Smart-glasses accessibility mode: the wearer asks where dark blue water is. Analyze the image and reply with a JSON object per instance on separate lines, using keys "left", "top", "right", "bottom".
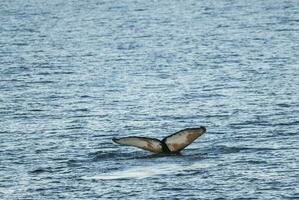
{"left": 1, "top": 0, "right": 299, "bottom": 199}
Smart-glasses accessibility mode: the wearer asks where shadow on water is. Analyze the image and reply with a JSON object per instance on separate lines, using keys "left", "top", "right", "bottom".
{"left": 133, "top": 152, "right": 182, "bottom": 159}
{"left": 89, "top": 149, "right": 185, "bottom": 161}
{"left": 89, "top": 150, "right": 147, "bottom": 161}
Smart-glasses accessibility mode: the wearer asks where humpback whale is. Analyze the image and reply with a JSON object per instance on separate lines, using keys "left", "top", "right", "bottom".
{"left": 112, "top": 127, "right": 206, "bottom": 153}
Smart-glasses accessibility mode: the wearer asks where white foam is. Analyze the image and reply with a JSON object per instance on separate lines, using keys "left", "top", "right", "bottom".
{"left": 82, "top": 161, "right": 213, "bottom": 180}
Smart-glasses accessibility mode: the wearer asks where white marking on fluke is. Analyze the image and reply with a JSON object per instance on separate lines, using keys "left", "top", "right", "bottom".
{"left": 112, "top": 127, "right": 206, "bottom": 153}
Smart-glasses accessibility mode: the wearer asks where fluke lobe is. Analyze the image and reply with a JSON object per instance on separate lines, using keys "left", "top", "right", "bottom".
{"left": 112, "top": 127, "right": 206, "bottom": 153}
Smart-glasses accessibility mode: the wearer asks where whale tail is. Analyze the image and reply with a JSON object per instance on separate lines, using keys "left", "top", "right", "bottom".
{"left": 112, "top": 136, "right": 164, "bottom": 153}
{"left": 162, "top": 127, "right": 206, "bottom": 152}
{"left": 112, "top": 127, "right": 206, "bottom": 153}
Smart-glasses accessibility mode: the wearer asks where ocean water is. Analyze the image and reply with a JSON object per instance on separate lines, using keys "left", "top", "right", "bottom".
{"left": 1, "top": 0, "right": 299, "bottom": 199}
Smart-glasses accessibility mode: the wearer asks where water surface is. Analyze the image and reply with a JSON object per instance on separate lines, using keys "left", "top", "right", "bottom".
{"left": 1, "top": 0, "right": 299, "bottom": 199}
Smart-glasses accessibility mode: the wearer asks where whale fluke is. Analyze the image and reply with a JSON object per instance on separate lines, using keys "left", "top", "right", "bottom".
{"left": 112, "top": 137, "right": 163, "bottom": 153}
{"left": 162, "top": 127, "right": 206, "bottom": 152}
{"left": 112, "top": 127, "right": 206, "bottom": 153}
